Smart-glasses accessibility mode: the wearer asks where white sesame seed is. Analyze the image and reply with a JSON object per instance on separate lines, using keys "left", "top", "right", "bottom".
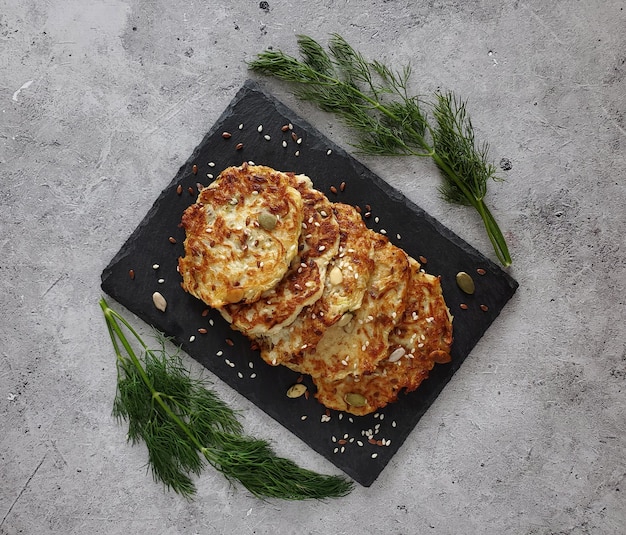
{"left": 237, "top": 372, "right": 243, "bottom": 378}
{"left": 208, "top": 161, "right": 215, "bottom": 167}
{"left": 216, "top": 350, "right": 223, "bottom": 356}
{"left": 340, "top": 446, "right": 345, "bottom": 453}
{"left": 327, "top": 149, "right": 332, "bottom": 155}
{"left": 380, "top": 229, "right": 387, "bottom": 235}
{"left": 257, "top": 124, "right": 263, "bottom": 132}
{"left": 338, "top": 413, "right": 343, "bottom": 420}
{"left": 207, "top": 173, "right": 214, "bottom": 179}
{"left": 296, "top": 137, "right": 302, "bottom": 144}
{"left": 343, "top": 433, "right": 349, "bottom": 439}
{"left": 392, "top": 421, "right": 397, "bottom": 428}
{"left": 301, "top": 415, "right": 307, "bottom": 420}
{"left": 374, "top": 413, "right": 380, "bottom": 419}
{"left": 250, "top": 373, "right": 257, "bottom": 379}
{"left": 152, "top": 264, "right": 159, "bottom": 269}
{"left": 379, "top": 414, "right": 385, "bottom": 421}
{"left": 357, "top": 440, "right": 363, "bottom": 447}
{"left": 158, "top": 278, "right": 165, "bottom": 284}
{"left": 295, "top": 150, "right": 300, "bottom": 157}
{"left": 333, "top": 447, "right": 339, "bottom": 454}
{"left": 248, "top": 361, "right": 254, "bottom": 368}
{"left": 225, "top": 359, "right": 231, "bottom": 365}
{"left": 288, "top": 123, "right": 293, "bottom": 130}
{"left": 264, "top": 134, "right": 271, "bottom": 141}
{"left": 189, "top": 335, "right": 195, "bottom": 342}
{"left": 374, "top": 216, "right": 380, "bottom": 223}
{"left": 371, "top": 453, "right": 378, "bottom": 459}
{"left": 396, "top": 234, "right": 401, "bottom": 240}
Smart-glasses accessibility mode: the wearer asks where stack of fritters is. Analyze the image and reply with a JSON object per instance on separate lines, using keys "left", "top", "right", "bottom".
{"left": 179, "top": 163, "right": 453, "bottom": 416}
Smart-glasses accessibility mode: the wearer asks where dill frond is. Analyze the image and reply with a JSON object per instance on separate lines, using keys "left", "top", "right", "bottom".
{"left": 101, "top": 299, "right": 353, "bottom": 500}
{"left": 248, "top": 34, "right": 511, "bottom": 266}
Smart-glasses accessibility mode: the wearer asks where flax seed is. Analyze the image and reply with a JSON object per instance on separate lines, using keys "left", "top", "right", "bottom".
{"left": 128, "top": 269, "right": 135, "bottom": 280}
{"left": 198, "top": 328, "right": 207, "bottom": 334}
{"left": 168, "top": 236, "right": 177, "bottom": 244}
{"left": 225, "top": 338, "right": 234, "bottom": 346}
{"left": 330, "top": 185, "right": 338, "bottom": 194}
{"left": 192, "top": 164, "right": 198, "bottom": 175}
{"left": 222, "top": 132, "right": 231, "bottom": 139}
{"left": 176, "top": 184, "right": 182, "bottom": 195}
{"left": 235, "top": 142, "right": 244, "bottom": 150}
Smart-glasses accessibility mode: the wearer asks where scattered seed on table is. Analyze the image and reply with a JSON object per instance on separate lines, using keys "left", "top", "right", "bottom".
{"left": 208, "top": 161, "right": 215, "bottom": 167}
{"left": 282, "top": 140, "right": 287, "bottom": 148}
{"left": 152, "top": 264, "right": 159, "bottom": 270}
{"left": 222, "top": 132, "right": 231, "bottom": 139}
{"left": 188, "top": 186, "right": 195, "bottom": 195}
{"left": 192, "top": 164, "right": 198, "bottom": 175}
{"left": 374, "top": 216, "right": 379, "bottom": 223}
{"left": 216, "top": 350, "right": 223, "bottom": 356}
{"left": 291, "top": 132, "right": 298, "bottom": 141}
{"left": 477, "top": 268, "right": 487, "bottom": 275}
{"left": 168, "top": 236, "right": 177, "bottom": 244}
{"left": 419, "top": 255, "right": 428, "bottom": 264}
{"left": 237, "top": 372, "right": 243, "bottom": 379}
{"left": 379, "top": 229, "right": 387, "bottom": 235}
{"left": 371, "top": 453, "right": 378, "bottom": 459}
{"left": 225, "top": 338, "right": 234, "bottom": 346}
{"left": 301, "top": 415, "right": 307, "bottom": 421}
{"left": 480, "top": 304, "right": 489, "bottom": 312}
{"left": 330, "top": 185, "right": 338, "bottom": 194}
{"left": 364, "top": 211, "right": 371, "bottom": 218}
{"left": 176, "top": 184, "right": 182, "bottom": 195}
{"left": 250, "top": 373, "right": 257, "bottom": 379}
{"left": 238, "top": 123, "right": 244, "bottom": 130}
{"left": 326, "top": 149, "right": 332, "bottom": 155}
{"left": 295, "top": 150, "right": 300, "bottom": 157}
{"left": 460, "top": 303, "right": 469, "bottom": 310}
{"left": 235, "top": 142, "right": 244, "bottom": 150}
{"left": 257, "top": 124, "right": 263, "bottom": 132}
{"left": 198, "top": 328, "right": 207, "bottom": 334}
{"left": 207, "top": 173, "right": 214, "bottom": 179}
{"left": 128, "top": 269, "right": 135, "bottom": 280}
{"left": 340, "top": 181, "right": 346, "bottom": 191}
{"left": 158, "top": 278, "right": 164, "bottom": 284}
{"left": 189, "top": 335, "right": 196, "bottom": 342}
{"left": 264, "top": 135, "right": 271, "bottom": 141}
{"left": 281, "top": 124, "right": 290, "bottom": 132}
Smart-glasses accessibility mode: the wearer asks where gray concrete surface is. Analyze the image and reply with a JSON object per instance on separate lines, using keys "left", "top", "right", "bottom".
{"left": 1, "top": 1, "right": 625, "bottom": 534}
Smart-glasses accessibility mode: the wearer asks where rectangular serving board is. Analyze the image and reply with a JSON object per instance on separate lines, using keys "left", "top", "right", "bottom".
{"left": 101, "top": 80, "right": 518, "bottom": 487}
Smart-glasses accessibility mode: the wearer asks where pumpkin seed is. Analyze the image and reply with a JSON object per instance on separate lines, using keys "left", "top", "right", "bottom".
{"left": 152, "top": 292, "right": 167, "bottom": 312}
{"left": 344, "top": 392, "right": 367, "bottom": 407}
{"left": 258, "top": 212, "right": 277, "bottom": 230}
{"left": 388, "top": 347, "right": 406, "bottom": 362}
{"left": 337, "top": 312, "right": 353, "bottom": 327}
{"left": 329, "top": 266, "right": 343, "bottom": 285}
{"left": 456, "top": 271, "right": 475, "bottom": 294}
{"left": 286, "top": 384, "right": 307, "bottom": 398}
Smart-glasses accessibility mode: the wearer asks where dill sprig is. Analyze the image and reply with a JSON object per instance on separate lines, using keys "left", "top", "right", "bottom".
{"left": 248, "top": 34, "right": 511, "bottom": 266}
{"left": 100, "top": 298, "right": 353, "bottom": 500}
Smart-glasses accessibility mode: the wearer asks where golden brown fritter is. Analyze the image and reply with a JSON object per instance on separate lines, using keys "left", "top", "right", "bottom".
{"left": 220, "top": 174, "right": 340, "bottom": 335}
{"left": 313, "top": 257, "right": 453, "bottom": 415}
{"left": 178, "top": 164, "right": 303, "bottom": 308}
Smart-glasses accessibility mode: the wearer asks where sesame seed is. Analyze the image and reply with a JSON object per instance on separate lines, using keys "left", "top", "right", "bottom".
{"left": 392, "top": 420, "right": 397, "bottom": 427}
{"left": 208, "top": 161, "right": 215, "bottom": 167}
{"left": 189, "top": 336, "right": 196, "bottom": 342}
{"left": 250, "top": 373, "right": 257, "bottom": 379}
{"left": 216, "top": 351, "right": 223, "bottom": 356}
{"left": 152, "top": 264, "right": 160, "bottom": 269}
{"left": 248, "top": 361, "right": 254, "bottom": 368}
{"left": 295, "top": 150, "right": 300, "bottom": 157}
{"left": 371, "top": 453, "right": 378, "bottom": 459}
{"left": 374, "top": 216, "right": 380, "bottom": 223}
{"left": 257, "top": 124, "right": 263, "bottom": 132}
{"left": 209, "top": 319, "right": 214, "bottom": 326}
{"left": 326, "top": 149, "right": 332, "bottom": 155}
{"left": 158, "top": 278, "right": 165, "bottom": 284}
{"left": 357, "top": 440, "right": 363, "bottom": 447}
{"left": 238, "top": 124, "right": 244, "bottom": 130}
{"left": 301, "top": 415, "right": 307, "bottom": 420}
{"left": 396, "top": 233, "right": 401, "bottom": 240}
{"left": 207, "top": 173, "right": 214, "bottom": 179}
{"left": 333, "top": 448, "right": 339, "bottom": 454}
{"left": 237, "top": 372, "right": 243, "bottom": 378}
{"left": 282, "top": 140, "right": 287, "bottom": 148}
{"left": 264, "top": 134, "right": 271, "bottom": 141}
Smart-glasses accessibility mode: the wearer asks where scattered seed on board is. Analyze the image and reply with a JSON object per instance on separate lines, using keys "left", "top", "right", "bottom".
{"left": 340, "top": 181, "right": 346, "bottom": 192}
{"left": 477, "top": 268, "right": 487, "bottom": 275}
{"left": 235, "top": 142, "right": 244, "bottom": 150}
{"left": 152, "top": 292, "right": 167, "bottom": 312}
{"left": 225, "top": 338, "right": 234, "bottom": 346}
{"left": 176, "top": 184, "right": 182, "bottom": 195}
{"left": 326, "top": 149, "right": 332, "bottom": 155}
{"left": 208, "top": 161, "right": 216, "bottom": 167}
{"left": 330, "top": 185, "right": 338, "bottom": 194}
{"left": 281, "top": 124, "right": 290, "bottom": 132}
{"left": 222, "top": 132, "right": 231, "bottom": 139}
{"left": 189, "top": 335, "right": 195, "bottom": 342}
{"left": 158, "top": 278, "right": 164, "bottom": 284}
{"left": 460, "top": 303, "right": 469, "bottom": 310}
{"left": 480, "top": 304, "right": 489, "bottom": 312}
{"left": 257, "top": 124, "right": 263, "bottom": 132}
{"left": 198, "top": 328, "right": 207, "bottom": 334}
{"left": 168, "top": 237, "right": 177, "bottom": 244}
{"left": 128, "top": 269, "right": 135, "bottom": 280}
{"left": 238, "top": 123, "right": 244, "bottom": 130}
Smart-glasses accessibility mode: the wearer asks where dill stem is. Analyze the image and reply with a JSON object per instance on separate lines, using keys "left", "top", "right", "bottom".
{"left": 100, "top": 299, "right": 207, "bottom": 454}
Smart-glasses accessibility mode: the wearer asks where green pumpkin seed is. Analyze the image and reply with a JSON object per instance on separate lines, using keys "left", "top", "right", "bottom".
{"left": 286, "top": 384, "right": 307, "bottom": 398}
{"left": 456, "top": 271, "right": 475, "bottom": 294}
{"left": 258, "top": 212, "right": 277, "bottom": 230}
{"left": 344, "top": 392, "right": 367, "bottom": 407}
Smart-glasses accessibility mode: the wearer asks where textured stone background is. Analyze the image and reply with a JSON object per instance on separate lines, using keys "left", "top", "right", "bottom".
{"left": 1, "top": 1, "right": 624, "bottom": 534}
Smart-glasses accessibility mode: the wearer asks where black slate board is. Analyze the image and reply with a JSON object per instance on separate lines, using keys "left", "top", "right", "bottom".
{"left": 101, "top": 80, "right": 518, "bottom": 487}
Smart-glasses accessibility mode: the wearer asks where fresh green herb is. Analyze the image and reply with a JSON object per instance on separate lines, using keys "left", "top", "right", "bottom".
{"left": 100, "top": 298, "right": 353, "bottom": 500}
{"left": 248, "top": 34, "right": 512, "bottom": 266}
